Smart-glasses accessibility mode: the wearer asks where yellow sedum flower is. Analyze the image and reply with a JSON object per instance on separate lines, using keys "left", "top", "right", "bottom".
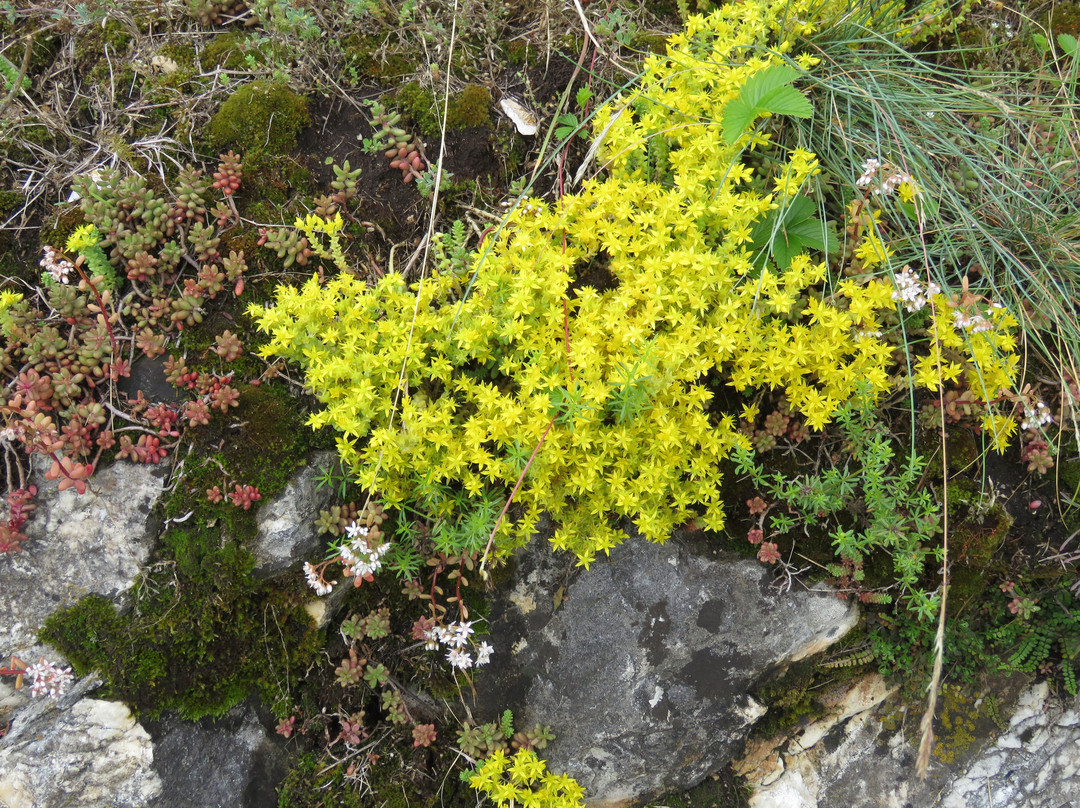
{"left": 250, "top": 0, "right": 1023, "bottom": 566}
{"left": 65, "top": 224, "right": 100, "bottom": 253}
{"left": 469, "top": 749, "right": 585, "bottom": 808}
{"left": 0, "top": 289, "right": 25, "bottom": 337}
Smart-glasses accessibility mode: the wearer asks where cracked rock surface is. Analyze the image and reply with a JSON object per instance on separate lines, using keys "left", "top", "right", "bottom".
{"left": 480, "top": 528, "right": 859, "bottom": 808}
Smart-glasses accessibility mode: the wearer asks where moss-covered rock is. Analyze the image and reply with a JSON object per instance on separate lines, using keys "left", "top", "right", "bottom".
{"left": 207, "top": 80, "right": 309, "bottom": 156}
{"left": 40, "top": 533, "right": 321, "bottom": 720}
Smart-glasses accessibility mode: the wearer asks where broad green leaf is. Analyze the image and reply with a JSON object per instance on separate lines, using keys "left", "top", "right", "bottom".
{"left": 721, "top": 98, "right": 755, "bottom": 144}
{"left": 738, "top": 64, "right": 801, "bottom": 109}
{"left": 786, "top": 217, "right": 835, "bottom": 253}
{"left": 771, "top": 234, "right": 803, "bottom": 269}
{"left": 748, "top": 194, "right": 835, "bottom": 268}
{"left": 722, "top": 64, "right": 812, "bottom": 144}
{"left": 753, "top": 85, "right": 813, "bottom": 118}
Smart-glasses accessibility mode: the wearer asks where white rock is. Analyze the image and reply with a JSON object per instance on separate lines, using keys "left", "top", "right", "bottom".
{"left": 0, "top": 697, "right": 161, "bottom": 808}
{"left": 0, "top": 459, "right": 165, "bottom": 656}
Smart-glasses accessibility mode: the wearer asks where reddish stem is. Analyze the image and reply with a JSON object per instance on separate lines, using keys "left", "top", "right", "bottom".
{"left": 72, "top": 261, "right": 122, "bottom": 375}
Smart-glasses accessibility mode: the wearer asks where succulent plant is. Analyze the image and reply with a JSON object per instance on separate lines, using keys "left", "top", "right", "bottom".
{"left": 258, "top": 227, "right": 311, "bottom": 268}
{"left": 212, "top": 330, "right": 243, "bottom": 362}
{"left": 212, "top": 150, "right": 243, "bottom": 195}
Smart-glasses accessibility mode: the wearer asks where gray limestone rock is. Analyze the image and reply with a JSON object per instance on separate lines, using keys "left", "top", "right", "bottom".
{"left": 480, "top": 528, "right": 859, "bottom": 808}
{"left": 0, "top": 674, "right": 162, "bottom": 808}
{"left": 0, "top": 458, "right": 166, "bottom": 657}
{"left": 252, "top": 450, "right": 337, "bottom": 577}
{"left": 938, "top": 681, "right": 1080, "bottom": 808}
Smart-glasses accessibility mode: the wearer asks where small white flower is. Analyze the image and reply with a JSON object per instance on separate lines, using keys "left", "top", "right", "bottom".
{"left": 443, "top": 620, "right": 474, "bottom": 648}
{"left": 474, "top": 642, "right": 494, "bottom": 666}
{"left": 303, "top": 561, "right": 336, "bottom": 596}
{"left": 447, "top": 648, "right": 473, "bottom": 669}
{"left": 891, "top": 267, "right": 940, "bottom": 313}
{"left": 856, "top": 158, "right": 882, "bottom": 188}
{"left": 954, "top": 310, "right": 992, "bottom": 334}
{"left": 40, "top": 246, "right": 74, "bottom": 285}
{"left": 344, "top": 521, "right": 369, "bottom": 539}
{"left": 856, "top": 158, "right": 915, "bottom": 197}
{"left": 1021, "top": 401, "right": 1053, "bottom": 431}
{"left": 422, "top": 628, "right": 440, "bottom": 651}
{"left": 25, "top": 660, "right": 74, "bottom": 699}
{"left": 340, "top": 534, "right": 390, "bottom": 579}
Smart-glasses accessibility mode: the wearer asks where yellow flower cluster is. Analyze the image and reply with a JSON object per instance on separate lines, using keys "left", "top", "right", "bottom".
{"left": 468, "top": 749, "right": 585, "bottom": 808}
{"left": 0, "top": 290, "right": 25, "bottom": 337}
{"left": 250, "top": 0, "right": 1019, "bottom": 567}
{"left": 915, "top": 300, "right": 1019, "bottom": 451}
{"left": 65, "top": 224, "right": 100, "bottom": 253}
{"left": 250, "top": 0, "right": 896, "bottom": 566}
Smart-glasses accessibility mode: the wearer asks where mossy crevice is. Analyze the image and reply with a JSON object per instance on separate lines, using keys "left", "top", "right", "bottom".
{"left": 40, "top": 376, "right": 324, "bottom": 719}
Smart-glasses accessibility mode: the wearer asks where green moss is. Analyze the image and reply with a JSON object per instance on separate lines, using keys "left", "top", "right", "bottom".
{"left": 207, "top": 80, "right": 309, "bottom": 156}
{"left": 634, "top": 33, "right": 671, "bottom": 54}
{"left": 647, "top": 769, "right": 750, "bottom": 808}
{"left": 231, "top": 383, "right": 311, "bottom": 492}
{"left": 341, "top": 34, "right": 413, "bottom": 80}
{"left": 947, "top": 477, "right": 1013, "bottom": 572}
{"left": 945, "top": 426, "right": 979, "bottom": 473}
{"left": 948, "top": 566, "right": 990, "bottom": 614}
{"left": 1060, "top": 457, "right": 1080, "bottom": 502}
{"left": 394, "top": 81, "right": 440, "bottom": 138}
{"left": 0, "top": 190, "right": 22, "bottom": 220}
{"left": 277, "top": 752, "right": 370, "bottom": 808}
{"left": 236, "top": 151, "right": 314, "bottom": 206}
{"left": 1045, "top": 2, "right": 1080, "bottom": 38}
{"left": 394, "top": 81, "right": 498, "bottom": 136}
{"left": 145, "top": 42, "right": 198, "bottom": 93}
{"left": 200, "top": 30, "right": 251, "bottom": 72}
{"left": 447, "top": 84, "right": 492, "bottom": 129}
{"left": 749, "top": 660, "right": 832, "bottom": 738}
{"left": 40, "top": 371, "right": 322, "bottom": 720}
{"left": 504, "top": 40, "right": 531, "bottom": 66}
{"left": 79, "top": 19, "right": 133, "bottom": 86}
{"left": 41, "top": 535, "right": 321, "bottom": 720}
{"left": 37, "top": 204, "right": 84, "bottom": 257}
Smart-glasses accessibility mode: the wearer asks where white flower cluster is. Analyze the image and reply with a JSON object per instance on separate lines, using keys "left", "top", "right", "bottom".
{"left": 422, "top": 619, "right": 494, "bottom": 670}
{"left": 40, "top": 246, "right": 74, "bottom": 285}
{"left": 856, "top": 158, "right": 915, "bottom": 197}
{"left": 891, "top": 266, "right": 941, "bottom": 312}
{"left": 1021, "top": 401, "right": 1053, "bottom": 432}
{"left": 303, "top": 561, "right": 336, "bottom": 596}
{"left": 25, "top": 659, "right": 74, "bottom": 699}
{"left": 339, "top": 522, "right": 390, "bottom": 578}
{"left": 953, "top": 310, "right": 992, "bottom": 333}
